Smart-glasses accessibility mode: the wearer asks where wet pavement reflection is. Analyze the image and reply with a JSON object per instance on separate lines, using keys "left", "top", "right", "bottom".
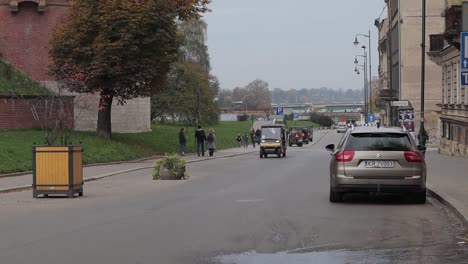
{"left": 214, "top": 246, "right": 468, "bottom": 264}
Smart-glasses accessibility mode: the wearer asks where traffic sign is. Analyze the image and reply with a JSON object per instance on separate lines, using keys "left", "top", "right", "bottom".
{"left": 368, "top": 114, "right": 376, "bottom": 123}
{"left": 462, "top": 72, "right": 468, "bottom": 86}
{"left": 391, "top": 100, "right": 409, "bottom": 107}
{"left": 293, "top": 113, "right": 299, "bottom": 121}
{"left": 276, "top": 107, "right": 284, "bottom": 116}
{"left": 461, "top": 32, "right": 468, "bottom": 69}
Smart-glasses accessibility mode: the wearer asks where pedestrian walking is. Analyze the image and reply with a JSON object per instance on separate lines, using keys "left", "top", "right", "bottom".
{"left": 243, "top": 133, "right": 249, "bottom": 148}
{"left": 417, "top": 128, "right": 429, "bottom": 146}
{"left": 179, "top": 128, "right": 187, "bottom": 155}
{"left": 255, "top": 129, "right": 261, "bottom": 144}
{"left": 195, "top": 125, "right": 206, "bottom": 157}
{"left": 206, "top": 129, "right": 216, "bottom": 157}
{"left": 250, "top": 128, "right": 256, "bottom": 148}
{"left": 236, "top": 133, "right": 242, "bottom": 148}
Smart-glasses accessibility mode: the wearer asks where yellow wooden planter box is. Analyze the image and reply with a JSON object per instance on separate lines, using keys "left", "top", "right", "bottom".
{"left": 33, "top": 145, "right": 84, "bottom": 198}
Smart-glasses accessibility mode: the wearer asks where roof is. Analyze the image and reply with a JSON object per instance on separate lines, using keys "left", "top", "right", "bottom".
{"left": 350, "top": 126, "right": 407, "bottom": 134}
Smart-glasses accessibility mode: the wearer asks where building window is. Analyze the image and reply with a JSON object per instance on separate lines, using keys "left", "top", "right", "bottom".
{"left": 450, "top": 63, "right": 455, "bottom": 104}
{"left": 447, "top": 64, "right": 452, "bottom": 104}
{"left": 442, "top": 122, "right": 451, "bottom": 140}
{"left": 442, "top": 65, "right": 446, "bottom": 104}
{"left": 446, "top": 122, "right": 451, "bottom": 140}
{"left": 458, "top": 126, "right": 462, "bottom": 143}
{"left": 442, "top": 122, "right": 446, "bottom": 138}
{"left": 451, "top": 124, "right": 456, "bottom": 141}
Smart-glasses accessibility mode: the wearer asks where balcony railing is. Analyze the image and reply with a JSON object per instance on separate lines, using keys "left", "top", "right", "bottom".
{"left": 430, "top": 34, "right": 445, "bottom": 52}
{"left": 379, "top": 89, "right": 398, "bottom": 101}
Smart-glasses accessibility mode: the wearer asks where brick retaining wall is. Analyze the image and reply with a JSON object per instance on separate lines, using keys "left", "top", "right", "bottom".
{"left": 0, "top": 96, "right": 74, "bottom": 129}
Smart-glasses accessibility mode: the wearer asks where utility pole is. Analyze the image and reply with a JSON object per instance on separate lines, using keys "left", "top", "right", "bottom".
{"left": 419, "top": 0, "right": 426, "bottom": 145}
{"left": 368, "top": 29, "right": 373, "bottom": 116}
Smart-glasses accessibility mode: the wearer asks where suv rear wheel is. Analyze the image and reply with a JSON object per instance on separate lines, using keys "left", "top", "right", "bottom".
{"left": 329, "top": 188, "right": 343, "bottom": 203}
{"left": 411, "top": 189, "right": 426, "bottom": 204}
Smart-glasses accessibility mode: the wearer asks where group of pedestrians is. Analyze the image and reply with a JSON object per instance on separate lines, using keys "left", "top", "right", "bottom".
{"left": 236, "top": 128, "right": 261, "bottom": 148}
{"left": 178, "top": 126, "right": 264, "bottom": 157}
{"left": 179, "top": 125, "right": 217, "bottom": 157}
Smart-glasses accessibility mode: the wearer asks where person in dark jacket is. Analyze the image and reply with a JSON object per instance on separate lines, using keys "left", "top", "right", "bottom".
{"left": 179, "top": 128, "right": 187, "bottom": 155}
{"left": 418, "top": 128, "right": 429, "bottom": 146}
{"left": 250, "top": 128, "right": 256, "bottom": 148}
{"left": 236, "top": 133, "right": 242, "bottom": 148}
{"left": 255, "top": 129, "right": 262, "bottom": 143}
{"left": 195, "top": 125, "right": 206, "bottom": 157}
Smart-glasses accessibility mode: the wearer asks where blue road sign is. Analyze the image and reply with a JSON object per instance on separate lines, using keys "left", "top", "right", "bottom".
{"left": 461, "top": 32, "right": 468, "bottom": 69}
{"left": 276, "top": 107, "right": 284, "bottom": 115}
{"left": 368, "top": 114, "right": 376, "bottom": 123}
{"left": 462, "top": 72, "right": 468, "bottom": 86}
{"left": 293, "top": 113, "right": 299, "bottom": 121}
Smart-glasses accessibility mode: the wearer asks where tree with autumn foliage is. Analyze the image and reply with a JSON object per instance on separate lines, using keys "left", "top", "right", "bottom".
{"left": 50, "top": 0, "right": 210, "bottom": 139}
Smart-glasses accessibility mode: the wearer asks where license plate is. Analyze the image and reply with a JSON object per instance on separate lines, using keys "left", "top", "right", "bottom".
{"left": 364, "top": 160, "right": 394, "bottom": 168}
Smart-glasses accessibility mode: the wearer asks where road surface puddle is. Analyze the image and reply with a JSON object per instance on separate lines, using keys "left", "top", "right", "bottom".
{"left": 213, "top": 245, "right": 468, "bottom": 264}
{"left": 214, "top": 249, "right": 390, "bottom": 264}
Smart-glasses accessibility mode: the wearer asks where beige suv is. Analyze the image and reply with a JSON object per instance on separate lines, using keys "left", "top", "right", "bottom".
{"left": 326, "top": 126, "right": 427, "bottom": 203}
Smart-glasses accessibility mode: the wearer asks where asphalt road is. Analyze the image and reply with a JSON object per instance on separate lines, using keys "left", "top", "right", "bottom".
{"left": 1, "top": 131, "right": 468, "bottom": 263}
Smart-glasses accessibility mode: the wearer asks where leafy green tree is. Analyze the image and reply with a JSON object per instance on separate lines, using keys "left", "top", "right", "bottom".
{"left": 151, "top": 18, "right": 219, "bottom": 125}
{"left": 152, "top": 62, "right": 218, "bottom": 124}
{"left": 50, "top": 0, "right": 210, "bottom": 139}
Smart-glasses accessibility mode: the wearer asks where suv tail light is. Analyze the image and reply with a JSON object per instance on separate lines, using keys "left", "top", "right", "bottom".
{"left": 404, "top": 151, "right": 424, "bottom": 162}
{"left": 335, "top": 151, "right": 355, "bottom": 162}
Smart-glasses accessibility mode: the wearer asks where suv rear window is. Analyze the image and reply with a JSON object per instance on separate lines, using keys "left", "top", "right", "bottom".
{"left": 345, "top": 133, "right": 412, "bottom": 151}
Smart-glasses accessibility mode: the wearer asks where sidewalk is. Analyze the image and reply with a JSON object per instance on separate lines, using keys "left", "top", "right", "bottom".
{"left": 0, "top": 130, "right": 331, "bottom": 192}
{"left": 0, "top": 146, "right": 258, "bottom": 192}
{"left": 425, "top": 151, "right": 468, "bottom": 226}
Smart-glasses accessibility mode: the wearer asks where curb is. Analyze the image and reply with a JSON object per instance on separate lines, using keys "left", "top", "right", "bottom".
{"left": 0, "top": 151, "right": 257, "bottom": 195}
{"left": 0, "top": 155, "right": 166, "bottom": 179}
{"left": 0, "top": 130, "right": 331, "bottom": 195}
{"left": 427, "top": 183, "right": 468, "bottom": 229}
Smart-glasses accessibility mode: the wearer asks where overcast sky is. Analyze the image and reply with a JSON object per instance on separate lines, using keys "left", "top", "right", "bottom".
{"left": 204, "top": 0, "right": 386, "bottom": 90}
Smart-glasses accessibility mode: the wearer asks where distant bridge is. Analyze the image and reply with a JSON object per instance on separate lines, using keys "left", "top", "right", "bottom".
{"left": 322, "top": 112, "right": 362, "bottom": 123}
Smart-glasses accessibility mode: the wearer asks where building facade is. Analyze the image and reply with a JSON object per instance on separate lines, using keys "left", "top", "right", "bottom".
{"left": 428, "top": 2, "right": 468, "bottom": 159}
{"left": 0, "top": 0, "right": 151, "bottom": 132}
{"left": 378, "top": 0, "right": 445, "bottom": 141}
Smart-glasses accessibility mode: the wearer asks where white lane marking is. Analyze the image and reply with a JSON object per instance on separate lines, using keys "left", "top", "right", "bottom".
{"left": 236, "top": 199, "right": 265, "bottom": 203}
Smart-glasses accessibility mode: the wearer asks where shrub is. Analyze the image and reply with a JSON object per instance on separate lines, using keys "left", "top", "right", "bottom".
{"left": 310, "top": 113, "right": 334, "bottom": 127}
{"left": 152, "top": 153, "right": 187, "bottom": 180}
{"left": 237, "top": 114, "right": 249, "bottom": 122}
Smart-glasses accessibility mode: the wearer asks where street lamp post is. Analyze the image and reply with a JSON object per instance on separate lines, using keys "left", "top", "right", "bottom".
{"left": 419, "top": 0, "right": 427, "bottom": 146}
{"left": 355, "top": 47, "right": 368, "bottom": 123}
{"left": 354, "top": 31, "right": 372, "bottom": 115}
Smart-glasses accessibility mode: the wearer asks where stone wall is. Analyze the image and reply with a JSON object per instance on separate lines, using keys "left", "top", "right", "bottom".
{"left": 399, "top": 0, "right": 445, "bottom": 135}
{"left": 0, "top": 1, "right": 152, "bottom": 133}
{"left": 439, "top": 138, "right": 468, "bottom": 159}
{"left": 74, "top": 95, "right": 151, "bottom": 133}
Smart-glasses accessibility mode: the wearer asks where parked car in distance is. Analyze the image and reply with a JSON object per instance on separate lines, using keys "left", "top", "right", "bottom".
{"left": 302, "top": 126, "right": 313, "bottom": 144}
{"left": 337, "top": 122, "right": 347, "bottom": 133}
{"left": 288, "top": 127, "right": 303, "bottom": 147}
